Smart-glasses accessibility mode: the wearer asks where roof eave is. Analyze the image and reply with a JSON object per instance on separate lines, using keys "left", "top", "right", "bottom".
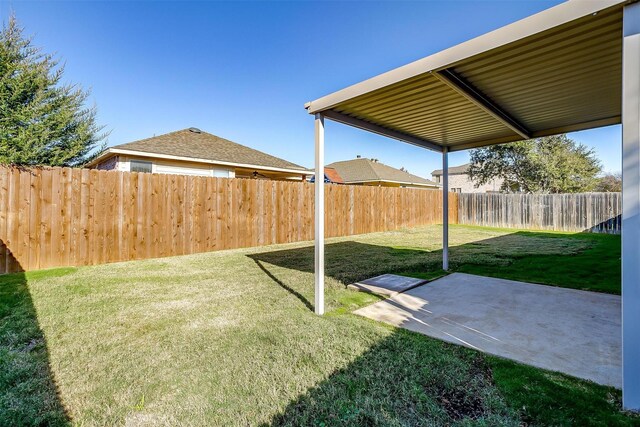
{"left": 84, "top": 148, "right": 115, "bottom": 167}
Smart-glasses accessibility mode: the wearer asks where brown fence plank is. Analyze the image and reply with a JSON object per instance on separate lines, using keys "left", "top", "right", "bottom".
{"left": 18, "top": 168, "right": 31, "bottom": 269}
{"left": 151, "top": 173, "right": 162, "bottom": 259}
{"left": 79, "top": 169, "right": 90, "bottom": 265}
{"left": 69, "top": 169, "right": 82, "bottom": 266}
{"left": 28, "top": 169, "right": 41, "bottom": 270}
{"left": 0, "top": 168, "right": 9, "bottom": 273}
{"left": 7, "top": 169, "right": 20, "bottom": 272}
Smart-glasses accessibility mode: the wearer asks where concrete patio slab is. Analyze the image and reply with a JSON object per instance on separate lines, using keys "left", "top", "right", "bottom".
{"left": 348, "top": 274, "right": 427, "bottom": 297}
{"left": 355, "top": 272, "right": 621, "bottom": 388}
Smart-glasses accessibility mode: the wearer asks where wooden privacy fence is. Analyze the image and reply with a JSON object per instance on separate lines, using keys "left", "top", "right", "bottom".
{"left": 0, "top": 166, "right": 457, "bottom": 274}
{"left": 458, "top": 192, "right": 621, "bottom": 234}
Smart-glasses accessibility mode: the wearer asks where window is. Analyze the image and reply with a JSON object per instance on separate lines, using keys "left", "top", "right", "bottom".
{"left": 130, "top": 160, "right": 152, "bottom": 173}
{"left": 212, "top": 168, "right": 231, "bottom": 178}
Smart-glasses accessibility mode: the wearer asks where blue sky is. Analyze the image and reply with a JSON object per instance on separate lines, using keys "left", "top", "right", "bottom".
{"left": 1, "top": 0, "right": 622, "bottom": 177}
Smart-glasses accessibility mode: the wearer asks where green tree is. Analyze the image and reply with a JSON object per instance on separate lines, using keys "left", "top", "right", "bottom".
{"left": 0, "top": 16, "right": 107, "bottom": 166}
{"left": 595, "top": 172, "right": 622, "bottom": 192}
{"left": 468, "top": 135, "right": 602, "bottom": 193}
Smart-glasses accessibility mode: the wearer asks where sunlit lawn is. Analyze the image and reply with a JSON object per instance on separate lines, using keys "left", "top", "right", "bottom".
{"left": 1, "top": 225, "right": 636, "bottom": 426}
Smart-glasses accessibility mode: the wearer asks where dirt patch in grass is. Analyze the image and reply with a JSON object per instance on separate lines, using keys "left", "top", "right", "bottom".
{"left": 428, "top": 353, "right": 497, "bottom": 421}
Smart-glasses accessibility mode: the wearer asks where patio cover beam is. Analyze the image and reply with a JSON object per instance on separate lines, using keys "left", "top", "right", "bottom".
{"left": 322, "top": 110, "right": 443, "bottom": 153}
{"left": 433, "top": 69, "right": 531, "bottom": 140}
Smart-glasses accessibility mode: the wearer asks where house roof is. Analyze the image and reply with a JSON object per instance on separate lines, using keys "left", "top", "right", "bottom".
{"left": 432, "top": 163, "right": 470, "bottom": 176}
{"left": 326, "top": 158, "right": 440, "bottom": 187}
{"left": 324, "top": 167, "right": 344, "bottom": 184}
{"left": 87, "top": 128, "right": 310, "bottom": 174}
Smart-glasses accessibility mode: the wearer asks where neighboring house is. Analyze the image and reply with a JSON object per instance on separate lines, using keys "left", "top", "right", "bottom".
{"left": 431, "top": 163, "right": 503, "bottom": 193}
{"left": 326, "top": 157, "right": 440, "bottom": 189}
{"left": 309, "top": 167, "right": 345, "bottom": 184}
{"left": 86, "top": 127, "right": 310, "bottom": 180}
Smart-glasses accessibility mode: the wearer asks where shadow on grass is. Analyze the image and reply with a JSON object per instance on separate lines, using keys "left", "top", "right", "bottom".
{"left": 248, "top": 241, "right": 434, "bottom": 287}
{"left": 453, "top": 230, "right": 621, "bottom": 294}
{"left": 490, "top": 357, "right": 637, "bottom": 426}
{"left": 248, "top": 241, "right": 439, "bottom": 311}
{"left": 252, "top": 259, "right": 313, "bottom": 311}
{"left": 585, "top": 214, "right": 621, "bottom": 234}
{"left": 265, "top": 326, "right": 634, "bottom": 426}
{"left": 249, "top": 229, "right": 621, "bottom": 301}
{"left": 265, "top": 328, "right": 513, "bottom": 426}
{"left": 0, "top": 245, "right": 70, "bottom": 426}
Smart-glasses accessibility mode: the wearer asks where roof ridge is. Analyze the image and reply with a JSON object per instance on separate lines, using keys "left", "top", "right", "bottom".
{"left": 113, "top": 128, "right": 192, "bottom": 149}
{"left": 199, "top": 131, "right": 307, "bottom": 168}
{"left": 359, "top": 158, "right": 381, "bottom": 180}
{"left": 370, "top": 160, "right": 434, "bottom": 183}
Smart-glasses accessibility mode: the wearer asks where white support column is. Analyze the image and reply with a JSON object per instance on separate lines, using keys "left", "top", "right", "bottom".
{"left": 622, "top": 1, "right": 640, "bottom": 411}
{"left": 442, "top": 147, "right": 449, "bottom": 271}
{"left": 314, "top": 113, "right": 325, "bottom": 315}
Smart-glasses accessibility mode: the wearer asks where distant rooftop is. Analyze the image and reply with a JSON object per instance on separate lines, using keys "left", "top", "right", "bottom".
{"left": 432, "top": 163, "right": 470, "bottom": 176}
{"left": 324, "top": 167, "right": 344, "bottom": 184}
{"left": 327, "top": 158, "right": 440, "bottom": 187}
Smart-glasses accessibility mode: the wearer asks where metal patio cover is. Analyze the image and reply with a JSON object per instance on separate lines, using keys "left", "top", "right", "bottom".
{"left": 305, "top": 0, "right": 623, "bottom": 153}
{"left": 305, "top": 0, "right": 640, "bottom": 411}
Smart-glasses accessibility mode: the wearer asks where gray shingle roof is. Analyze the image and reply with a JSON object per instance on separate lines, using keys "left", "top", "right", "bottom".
{"left": 432, "top": 163, "right": 470, "bottom": 176}
{"left": 110, "top": 128, "right": 308, "bottom": 172}
{"left": 326, "top": 158, "right": 440, "bottom": 187}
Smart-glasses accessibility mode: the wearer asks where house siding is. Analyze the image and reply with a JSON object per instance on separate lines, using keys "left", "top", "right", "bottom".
{"left": 433, "top": 173, "right": 503, "bottom": 193}
{"left": 90, "top": 154, "right": 308, "bottom": 181}
{"left": 119, "top": 156, "right": 233, "bottom": 177}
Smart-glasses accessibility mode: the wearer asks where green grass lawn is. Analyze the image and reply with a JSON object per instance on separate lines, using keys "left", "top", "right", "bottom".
{"left": 402, "top": 225, "right": 621, "bottom": 294}
{"left": 1, "top": 225, "right": 636, "bottom": 426}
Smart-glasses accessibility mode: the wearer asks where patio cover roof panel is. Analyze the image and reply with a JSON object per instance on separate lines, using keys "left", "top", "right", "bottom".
{"left": 454, "top": 4, "right": 622, "bottom": 135}
{"left": 305, "top": 0, "right": 626, "bottom": 152}
{"left": 332, "top": 73, "right": 517, "bottom": 147}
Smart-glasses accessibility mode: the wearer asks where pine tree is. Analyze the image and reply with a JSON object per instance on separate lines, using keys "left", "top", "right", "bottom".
{"left": 0, "top": 16, "right": 107, "bottom": 166}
